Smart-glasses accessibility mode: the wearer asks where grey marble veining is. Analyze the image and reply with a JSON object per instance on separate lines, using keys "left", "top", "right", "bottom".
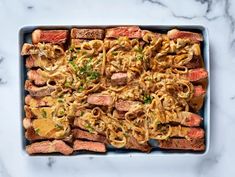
{"left": 0, "top": 0, "right": 235, "bottom": 177}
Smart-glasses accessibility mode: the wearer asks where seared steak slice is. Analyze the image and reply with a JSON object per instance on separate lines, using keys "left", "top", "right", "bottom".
{"left": 23, "top": 117, "right": 32, "bottom": 129}
{"left": 115, "top": 100, "right": 141, "bottom": 112}
{"left": 32, "top": 29, "right": 68, "bottom": 44}
{"left": 73, "top": 140, "right": 106, "bottom": 152}
{"left": 71, "top": 28, "right": 104, "bottom": 39}
{"left": 21, "top": 43, "right": 38, "bottom": 55}
{"left": 159, "top": 138, "right": 205, "bottom": 151}
{"left": 87, "top": 94, "right": 113, "bottom": 106}
{"left": 106, "top": 26, "right": 142, "bottom": 39}
{"left": 176, "top": 112, "right": 203, "bottom": 127}
{"left": 26, "top": 140, "right": 73, "bottom": 155}
{"left": 183, "top": 68, "right": 208, "bottom": 82}
{"left": 73, "top": 129, "right": 106, "bottom": 143}
{"left": 125, "top": 136, "right": 151, "bottom": 152}
{"left": 193, "top": 85, "right": 206, "bottom": 97}
{"left": 111, "top": 72, "right": 128, "bottom": 86}
{"left": 25, "top": 80, "right": 56, "bottom": 97}
{"left": 170, "top": 126, "right": 204, "bottom": 139}
{"left": 25, "top": 95, "right": 55, "bottom": 107}
{"left": 167, "top": 29, "right": 203, "bottom": 42}
{"left": 27, "top": 69, "right": 47, "bottom": 86}
{"left": 25, "top": 127, "right": 45, "bottom": 141}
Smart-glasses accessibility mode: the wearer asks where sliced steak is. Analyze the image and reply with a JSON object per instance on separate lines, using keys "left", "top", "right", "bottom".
{"left": 25, "top": 80, "right": 56, "bottom": 97}
{"left": 183, "top": 68, "right": 208, "bottom": 82}
{"left": 170, "top": 126, "right": 204, "bottom": 139}
{"left": 25, "top": 127, "right": 45, "bottom": 141}
{"left": 21, "top": 43, "right": 37, "bottom": 55}
{"left": 158, "top": 138, "right": 205, "bottom": 151}
{"left": 24, "top": 105, "right": 34, "bottom": 119}
{"left": 26, "top": 140, "right": 73, "bottom": 155}
{"left": 193, "top": 85, "right": 206, "bottom": 97}
{"left": 72, "top": 129, "right": 106, "bottom": 143}
{"left": 177, "top": 111, "right": 203, "bottom": 127}
{"left": 167, "top": 29, "right": 203, "bottom": 42}
{"left": 32, "top": 29, "right": 68, "bottom": 44}
{"left": 115, "top": 100, "right": 141, "bottom": 112}
{"left": 111, "top": 72, "right": 128, "bottom": 86}
{"left": 71, "top": 28, "right": 104, "bottom": 39}
{"left": 106, "top": 26, "right": 142, "bottom": 39}
{"left": 73, "top": 140, "right": 106, "bottom": 152}
{"left": 87, "top": 94, "right": 113, "bottom": 106}
{"left": 27, "top": 69, "right": 47, "bottom": 86}
{"left": 25, "top": 95, "right": 55, "bottom": 107}
{"left": 25, "top": 55, "right": 38, "bottom": 68}
{"left": 125, "top": 136, "right": 151, "bottom": 152}
{"left": 23, "top": 117, "right": 32, "bottom": 129}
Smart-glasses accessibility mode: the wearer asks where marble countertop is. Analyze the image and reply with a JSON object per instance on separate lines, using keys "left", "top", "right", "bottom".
{"left": 0, "top": 0, "right": 235, "bottom": 176}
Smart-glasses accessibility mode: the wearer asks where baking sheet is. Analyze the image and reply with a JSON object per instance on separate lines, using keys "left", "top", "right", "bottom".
{"left": 19, "top": 25, "right": 210, "bottom": 156}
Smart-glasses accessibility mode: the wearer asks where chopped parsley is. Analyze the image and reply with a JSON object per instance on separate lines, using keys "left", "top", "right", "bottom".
{"left": 69, "top": 60, "right": 78, "bottom": 71}
{"left": 41, "top": 109, "right": 47, "bottom": 118}
{"left": 136, "top": 54, "right": 144, "bottom": 61}
{"left": 143, "top": 95, "right": 153, "bottom": 104}
{"left": 80, "top": 111, "right": 85, "bottom": 116}
{"left": 55, "top": 124, "right": 63, "bottom": 130}
{"left": 58, "top": 99, "right": 64, "bottom": 103}
{"left": 64, "top": 82, "right": 71, "bottom": 88}
{"left": 84, "top": 124, "right": 94, "bottom": 133}
{"left": 89, "top": 71, "right": 100, "bottom": 80}
{"left": 78, "top": 85, "right": 84, "bottom": 92}
{"left": 35, "top": 128, "right": 40, "bottom": 135}
{"left": 111, "top": 51, "right": 118, "bottom": 56}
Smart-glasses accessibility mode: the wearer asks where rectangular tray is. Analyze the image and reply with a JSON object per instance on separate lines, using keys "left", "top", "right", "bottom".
{"left": 19, "top": 25, "right": 210, "bottom": 156}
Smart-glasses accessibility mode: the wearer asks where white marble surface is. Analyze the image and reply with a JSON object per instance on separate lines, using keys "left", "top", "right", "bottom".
{"left": 0, "top": 0, "right": 235, "bottom": 176}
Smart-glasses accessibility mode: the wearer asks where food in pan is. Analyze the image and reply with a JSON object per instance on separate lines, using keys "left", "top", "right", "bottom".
{"left": 21, "top": 26, "right": 208, "bottom": 155}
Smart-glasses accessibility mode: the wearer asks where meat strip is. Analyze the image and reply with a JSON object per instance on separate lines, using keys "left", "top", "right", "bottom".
{"left": 87, "top": 94, "right": 113, "bottom": 106}
{"left": 72, "top": 129, "right": 106, "bottom": 143}
{"left": 115, "top": 100, "right": 141, "bottom": 112}
{"left": 176, "top": 111, "right": 203, "bottom": 127}
{"left": 26, "top": 140, "right": 73, "bottom": 155}
{"left": 25, "top": 95, "right": 55, "bottom": 107}
{"left": 111, "top": 72, "right": 128, "bottom": 86}
{"left": 25, "top": 80, "right": 56, "bottom": 97}
{"left": 73, "top": 140, "right": 106, "bottom": 153}
{"left": 170, "top": 126, "right": 204, "bottom": 139}
{"left": 32, "top": 29, "right": 68, "bottom": 44}
{"left": 193, "top": 85, "right": 206, "bottom": 97}
{"left": 23, "top": 117, "right": 32, "bottom": 129}
{"left": 106, "top": 26, "right": 142, "bottom": 39}
{"left": 25, "top": 55, "right": 38, "bottom": 68}
{"left": 125, "top": 136, "right": 151, "bottom": 152}
{"left": 25, "top": 127, "right": 45, "bottom": 141}
{"left": 21, "top": 43, "right": 37, "bottom": 55}
{"left": 167, "top": 29, "right": 203, "bottom": 42}
{"left": 158, "top": 138, "right": 205, "bottom": 151}
{"left": 27, "top": 69, "right": 47, "bottom": 86}
{"left": 71, "top": 28, "right": 104, "bottom": 39}
{"left": 24, "top": 105, "right": 34, "bottom": 118}
{"left": 183, "top": 68, "right": 208, "bottom": 82}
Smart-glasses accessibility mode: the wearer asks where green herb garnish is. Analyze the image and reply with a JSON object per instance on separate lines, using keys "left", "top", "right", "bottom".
{"left": 111, "top": 51, "right": 118, "bottom": 56}
{"left": 58, "top": 99, "right": 63, "bottom": 103}
{"left": 84, "top": 124, "right": 94, "bottom": 133}
{"left": 136, "top": 54, "right": 144, "bottom": 61}
{"left": 143, "top": 95, "right": 153, "bottom": 104}
{"left": 41, "top": 109, "right": 47, "bottom": 118}
{"left": 69, "top": 60, "right": 78, "bottom": 71}
{"left": 64, "top": 82, "right": 71, "bottom": 88}
{"left": 78, "top": 85, "right": 84, "bottom": 92}
{"left": 89, "top": 71, "right": 100, "bottom": 80}
{"left": 35, "top": 128, "right": 40, "bottom": 135}
{"left": 55, "top": 124, "right": 63, "bottom": 130}
{"left": 80, "top": 111, "right": 85, "bottom": 116}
